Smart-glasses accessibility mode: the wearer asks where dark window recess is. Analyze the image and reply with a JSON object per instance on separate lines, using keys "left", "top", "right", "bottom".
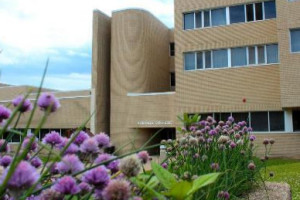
{"left": 220, "top": 113, "right": 231, "bottom": 122}
{"left": 195, "top": 11, "right": 202, "bottom": 28}
{"left": 170, "top": 72, "right": 175, "bottom": 87}
{"left": 230, "top": 5, "right": 245, "bottom": 24}
{"left": 204, "top": 11, "right": 211, "bottom": 27}
{"left": 251, "top": 112, "right": 268, "bottom": 131}
{"left": 3, "top": 132, "right": 10, "bottom": 142}
{"left": 246, "top": 4, "right": 254, "bottom": 22}
{"left": 40, "top": 129, "right": 50, "bottom": 141}
{"left": 199, "top": 113, "right": 213, "bottom": 121}
{"left": 269, "top": 111, "right": 285, "bottom": 131}
{"left": 255, "top": 3, "right": 263, "bottom": 20}
{"left": 184, "top": 13, "right": 194, "bottom": 30}
{"left": 170, "top": 43, "right": 175, "bottom": 56}
{"left": 264, "top": 1, "right": 276, "bottom": 19}
{"left": 232, "top": 112, "right": 250, "bottom": 125}
{"left": 214, "top": 113, "right": 221, "bottom": 122}
{"left": 293, "top": 110, "right": 300, "bottom": 132}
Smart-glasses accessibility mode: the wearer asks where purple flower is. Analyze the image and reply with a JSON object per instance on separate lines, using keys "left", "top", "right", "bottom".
{"left": 248, "top": 162, "right": 256, "bottom": 170}
{"left": 0, "top": 161, "right": 40, "bottom": 191}
{"left": 57, "top": 154, "right": 84, "bottom": 174}
{"left": 0, "top": 139, "right": 10, "bottom": 153}
{"left": 270, "top": 138, "right": 275, "bottom": 145}
{"left": 102, "top": 179, "right": 131, "bottom": 200}
{"left": 249, "top": 135, "right": 256, "bottom": 141}
{"left": 80, "top": 137, "right": 100, "bottom": 154}
{"left": 247, "top": 127, "right": 253, "bottom": 132}
{"left": 263, "top": 139, "right": 269, "bottom": 145}
{"left": 210, "top": 163, "right": 220, "bottom": 171}
{"left": 218, "top": 191, "right": 230, "bottom": 200}
{"left": 50, "top": 163, "right": 59, "bottom": 174}
{"left": 228, "top": 116, "right": 234, "bottom": 122}
{"left": 82, "top": 166, "right": 110, "bottom": 189}
{"left": 189, "top": 126, "right": 196, "bottom": 132}
{"left": 0, "top": 155, "right": 12, "bottom": 168}
{"left": 72, "top": 131, "right": 89, "bottom": 146}
{"left": 39, "top": 189, "right": 63, "bottom": 200}
{"left": 12, "top": 95, "right": 33, "bottom": 113}
{"left": 52, "top": 176, "right": 80, "bottom": 195}
{"left": 161, "top": 163, "right": 168, "bottom": 169}
{"left": 58, "top": 138, "right": 79, "bottom": 154}
{"left": 22, "top": 136, "right": 38, "bottom": 152}
{"left": 230, "top": 142, "right": 237, "bottom": 149}
{"left": 209, "top": 130, "right": 217, "bottom": 136}
{"left": 94, "top": 153, "right": 120, "bottom": 173}
{"left": 0, "top": 105, "right": 11, "bottom": 122}
{"left": 37, "top": 93, "right": 60, "bottom": 112}
{"left": 94, "top": 133, "right": 110, "bottom": 148}
{"left": 43, "top": 131, "right": 62, "bottom": 146}
{"left": 30, "top": 157, "right": 42, "bottom": 168}
{"left": 137, "top": 151, "right": 150, "bottom": 164}
{"left": 78, "top": 182, "right": 91, "bottom": 194}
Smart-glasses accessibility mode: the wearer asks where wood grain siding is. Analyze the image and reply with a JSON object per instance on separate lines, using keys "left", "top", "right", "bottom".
{"left": 277, "top": 0, "right": 300, "bottom": 107}
{"left": 91, "top": 10, "right": 111, "bottom": 134}
{"left": 110, "top": 9, "right": 171, "bottom": 152}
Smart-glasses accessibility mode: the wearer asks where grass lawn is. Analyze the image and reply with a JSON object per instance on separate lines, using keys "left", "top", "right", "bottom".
{"left": 262, "top": 158, "right": 300, "bottom": 200}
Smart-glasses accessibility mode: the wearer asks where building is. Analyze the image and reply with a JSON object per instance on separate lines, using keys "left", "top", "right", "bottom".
{"left": 92, "top": 0, "right": 300, "bottom": 157}
{"left": 0, "top": 84, "right": 91, "bottom": 142}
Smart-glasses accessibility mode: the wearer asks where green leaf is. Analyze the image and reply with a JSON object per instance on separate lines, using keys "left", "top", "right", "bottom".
{"left": 187, "top": 173, "right": 221, "bottom": 196}
{"left": 164, "top": 181, "right": 192, "bottom": 200}
{"left": 151, "top": 162, "right": 177, "bottom": 189}
{"left": 130, "top": 177, "right": 165, "bottom": 200}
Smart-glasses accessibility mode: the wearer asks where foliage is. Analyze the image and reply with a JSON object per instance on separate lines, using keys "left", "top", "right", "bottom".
{"left": 162, "top": 115, "right": 275, "bottom": 199}
{"left": 263, "top": 158, "right": 300, "bottom": 200}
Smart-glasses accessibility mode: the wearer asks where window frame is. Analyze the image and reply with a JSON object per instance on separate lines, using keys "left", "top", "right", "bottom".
{"left": 290, "top": 28, "right": 300, "bottom": 53}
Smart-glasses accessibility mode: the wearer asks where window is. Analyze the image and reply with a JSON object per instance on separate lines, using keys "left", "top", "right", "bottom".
{"left": 246, "top": 4, "right": 254, "bottom": 22}
{"left": 220, "top": 113, "right": 231, "bottom": 122}
{"left": 170, "top": 72, "right": 175, "bottom": 87}
{"left": 230, "top": 5, "right": 245, "bottom": 24}
{"left": 195, "top": 12, "right": 202, "bottom": 28}
{"left": 269, "top": 111, "right": 284, "bottom": 131}
{"left": 255, "top": 3, "right": 263, "bottom": 20}
{"left": 248, "top": 46, "right": 256, "bottom": 65}
{"left": 213, "top": 49, "right": 228, "bottom": 68}
{"left": 231, "top": 47, "right": 247, "bottom": 66}
{"left": 170, "top": 43, "right": 175, "bottom": 56}
{"left": 197, "top": 52, "right": 203, "bottom": 69}
{"left": 232, "top": 112, "right": 250, "bottom": 124}
{"left": 266, "top": 44, "right": 279, "bottom": 63}
{"left": 205, "top": 51, "right": 212, "bottom": 68}
{"left": 257, "top": 45, "right": 266, "bottom": 64}
{"left": 251, "top": 112, "right": 269, "bottom": 131}
{"left": 184, "top": 52, "right": 195, "bottom": 70}
{"left": 184, "top": 13, "right": 194, "bottom": 30}
{"left": 204, "top": 11, "right": 211, "bottom": 27}
{"left": 293, "top": 110, "right": 300, "bottom": 132}
{"left": 291, "top": 29, "right": 300, "bottom": 52}
{"left": 211, "top": 8, "right": 226, "bottom": 26}
{"left": 264, "top": 1, "right": 276, "bottom": 19}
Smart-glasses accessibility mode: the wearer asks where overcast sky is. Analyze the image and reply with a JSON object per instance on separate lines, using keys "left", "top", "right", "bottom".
{"left": 0, "top": 0, "right": 174, "bottom": 91}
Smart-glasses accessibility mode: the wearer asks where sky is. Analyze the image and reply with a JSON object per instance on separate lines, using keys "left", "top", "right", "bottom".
{"left": 0, "top": 0, "right": 174, "bottom": 91}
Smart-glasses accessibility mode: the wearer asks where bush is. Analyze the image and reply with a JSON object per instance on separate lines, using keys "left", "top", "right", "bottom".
{"left": 162, "top": 114, "right": 274, "bottom": 199}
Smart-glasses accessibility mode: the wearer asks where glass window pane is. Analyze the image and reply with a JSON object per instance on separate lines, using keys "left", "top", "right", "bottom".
{"left": 184, "top": 13, "right": 194, "bottom": 30}
{"left": 248, "top": 46, "right": 256, "bottom": 65}
{"left": 211, "top": 8, "right": 226, "bottom": 26}
{"left": 200, "top": 113, "right": 213, "bottom": 121}
{"left": 255, "top": 3, "right": 263, "bottom": 20}
{"left": 266, "top": 44, "right": 279, "bottom": 63}
{"left": 195, "top": 11, "right": 202, "bottom": 28}
{"left": 251, "top": 112, "right": 268, "bottom": 131}
{"left": 246, "top": 4, "right": 254, "bottom": 22}
{"left": 204, "top": 11, "right": 210, "bottom": 27}
{"left": 12, "top": 134, "right": 20, "bottom": 142}
{"left": 291, "top": 29, "right": 300, "bottom": 52}
{"left": 214, "top": 113, "right": 221, "bottom": 122}
{"left": 293, "top": 110, "right": 300, "bottom": 132}
{"left": 269, "top": 111, "right": 284, "bottom": 131}
{"left": 257, "top": 45, "right": 265, "bottom": 64}
{"left": 197, "top": 52, "right": 203, "bottom": 69}
{"left": 205, "top": 51, "right": 212, "bottom": 68}
{"left": 231, "top": 47, "right": 247, "bottom": 67}
{"left": 184, "top": 53, "right": 195, "bottom": 70}
{"left": 213, "top": 49, "right": 228, "bottom": 68}
{"left": 264, "top": 1, "right": 276, "bottom": 19}
{"left": 232, "top": 112, "right": 250, "bottom": 125}
{"left": 230, "top": 5, "right": 245, "bottom": 24}
{"left": 170, "top": 72, "right": 175, "bottom": 87}
{"left": 170, "top": 43, "right": 175, "bottom": 56}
